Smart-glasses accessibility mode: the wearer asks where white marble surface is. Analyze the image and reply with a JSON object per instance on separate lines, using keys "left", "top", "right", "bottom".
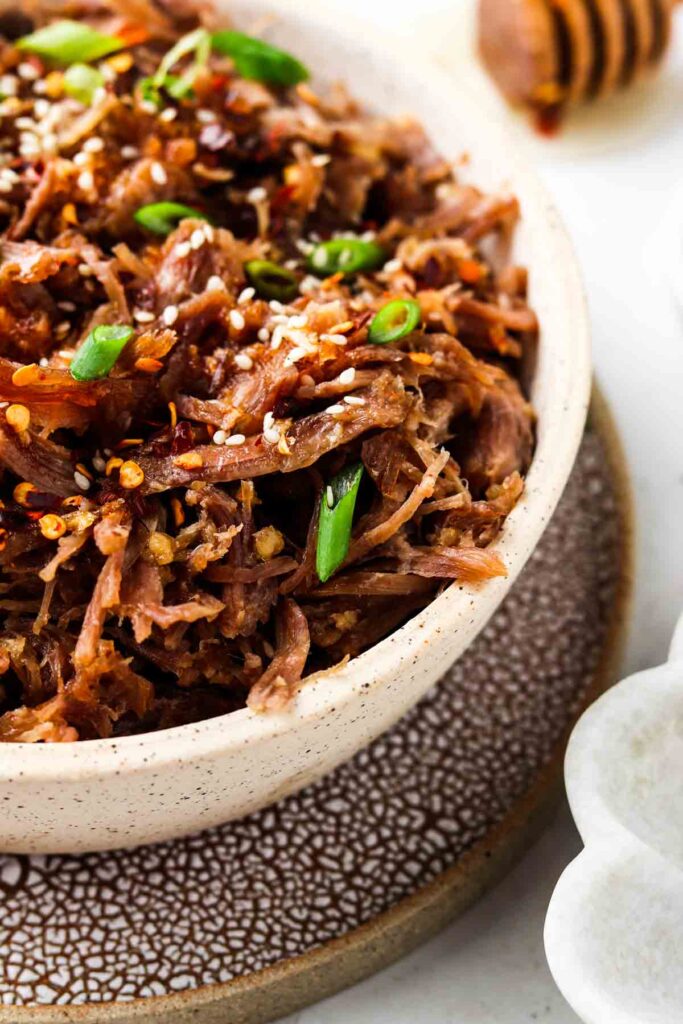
{"left": 281, "top": 2, "right": 683, "bottom": 1020}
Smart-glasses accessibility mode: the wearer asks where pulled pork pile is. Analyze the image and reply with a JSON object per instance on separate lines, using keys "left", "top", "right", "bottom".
{"left": 0, "top": 0, "right": 536, "bottom": 741}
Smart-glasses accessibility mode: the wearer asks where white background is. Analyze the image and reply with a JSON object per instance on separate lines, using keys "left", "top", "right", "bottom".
{"left": 282, "top": 2, "right": 683, "bottom": 1021}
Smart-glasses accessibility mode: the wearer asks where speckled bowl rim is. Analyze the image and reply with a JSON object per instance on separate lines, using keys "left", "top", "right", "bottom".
{"left": 0, "top": 0, "right": 591, "bottom": 779}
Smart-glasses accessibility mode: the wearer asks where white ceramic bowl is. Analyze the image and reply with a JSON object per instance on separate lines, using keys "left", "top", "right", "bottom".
{"left": 0, "top": 1, "right": 591, "bottom": 853}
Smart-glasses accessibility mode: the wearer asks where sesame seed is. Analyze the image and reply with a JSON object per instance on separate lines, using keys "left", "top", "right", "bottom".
{"left": 237, "top": 286, "right": 255, "bottom": 305}
{"left": 257, "top": 328, "right": 270, "bottom": 343}
{"left": 42, "top": 132, "right": 58, "bottom": 153}
{"left": 190, "top": 228, "right": 205, "bottom": 250}
{"left": 134, "top": 309, "right": 156, "bottom": 323}
{"left": 0, "top": 168, "right": 19, "bottom": 184}
{"left": 344, "top": 395, "right": 366, "bottom": 406}
{"left": 225, "top": 433, "right": 246, "bottom": 446}
{"left": 206, "top": 275, "right": 225, "bottom": 291}
{"left": 203, "top": 223, "right": 214, "bottom": 242}
{"left": 197, "top": 108, "right": 216, "bottom": 123}
{"left": 263, "top": 412, "right": 275, "bottom": 430}
{"left": 38, "top": 357, "right": 48, "bottom": 367}
{"left": 269, "top": 300, "right": 285, "bottom": 313}
{"left": 73, "top": 151, "right": 90, "bottom": 167}
{"left": 121, "top": 145, "right": 139, "bottom": 160}
{"left": 92, "top": 87, "right": 108, "bottom": 104}
{"left": 32, "top": 79, "right": 47, "bottom": 95}
{"left": 295, "top": 239, "right": 314, "bottom": 256}
{"left": 162, "top": 305, "right": 179, "bottom": 326}
{"left": 247, "top": 186, "right": 267, "bottom": 204}
{"left": 18, "top": 63, "right": 39, "bottom": 81}
{"left": 339, "top": 367, "right": 356, "bottom": 385}
{"left": 55, "top": 321, "right": 70, "bottom": 336}
{"left": 229, "top": 309, "right": 245, "bottom": 331}
{"left": 288, "top": 314, "right": 308, "bottom": 328}
{"left": 326, "top": 486, "right": 334, "bottom": 506}
{"left": 284, "top": 259, "right": 299, "bottom": 270}
{"left": 83, "top": 136, "right": 104, "bottom": 153}
{"left": 77, "top": 170, "right": 94, "bottom": 191}
{"left": 74, "top": 470, "right": 91, "bottom": 491}
{"left": 78, "top": 264, "right": 94, "bottom": 277}
{"left": 285, "top": 346, "right": 307, "bottom": 366}
{"left": 264, "top": 426, "right": 280, "bottom": 444}
{"left": 0, "top": 180, "right": 12, "bottom": 194}
{"left": 234, "top": 352, "right": 253, "bottom": 370}
{"left": 57, "top": 350, "right": 73, "bottom": 360}
{"left": 140, "top": 100, "right": 158, "bottom": 115}
{"left": 57, "top": 301, "right": 76, "bottom": 312}
{"left": 150, "top": 161, "right": 167, "bottom": 186}
{"left": 212, "top": 429, "right": 227, "bottom": 445}
{"left": 311, "top": 153, "right": 331, "bottom": 167}
{"left": 0, "top": 75, "right": 17, "bottom": 97}
{"left": 159, "top": 107, "right": 177, "bottom": 122}
{"left": 16, "top": 116, "right": 36, "bottom": 130}
{"left": 175, "top": 241, "right": 192, "bottom": 258}
{"left": 383, "top": 258, "right": 402, "bottom": 274}
{"left": 270, "top": 325, "right": 285, "bottom": 350}
{"left": 326, "top": 404, "right": 345, "bottom": 416}
{"left": 33, "top": 98, "right": 50, "bottom": 118}
{"left": 92, "top": 453, "right": 106, "bottom": 473}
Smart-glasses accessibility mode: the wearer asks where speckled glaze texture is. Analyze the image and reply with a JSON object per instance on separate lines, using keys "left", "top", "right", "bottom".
{"left": 0, "top": 1, "right": 591, "bottom": 854}
{"left": 545, "top": 611, "right": 683, "bottom": 1024}
{"left": 0, "top": 429, "right": 625, "bottom": 1018}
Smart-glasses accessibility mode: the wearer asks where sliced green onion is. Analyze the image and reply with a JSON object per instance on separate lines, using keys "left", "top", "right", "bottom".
{"left": 17, "top": 20, "right": 123, "bottom": 65}
{"left": 70, "top": 324, "right": 134, "bottom": 381}
{"left": 245, "top": 259, "right": 298, "bottom": 302}
{"left": 63, "top": 63, "right": 104, "bottom": 105}
{"left": 307, "top": 239, "right": 385, "bottom": 279}
{"left": 134, "top": 202, "right": 209, "bottom": 236}
{"left": 316, "top": 463, "right": 364, "bottom": 583}
{"left": 152, "top": 26, "right": 211, "bottom": 100}
{"left": 368, "top": 299, "right": 422, "bottom": 345}
{"left": 212, "top": 30, "right": 308, "bottom": 86}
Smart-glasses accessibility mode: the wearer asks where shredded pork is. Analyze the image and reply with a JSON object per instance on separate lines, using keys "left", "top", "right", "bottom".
{"left": 0, "top": 0, "right": 536, "bottom": 740}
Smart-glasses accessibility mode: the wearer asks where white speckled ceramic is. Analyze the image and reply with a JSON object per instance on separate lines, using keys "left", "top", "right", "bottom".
{"left": 0, "top": 1, "right": 590, "bottom": 854}
{"left": 544, "top": 611, "right": 683, "bottom": 1024}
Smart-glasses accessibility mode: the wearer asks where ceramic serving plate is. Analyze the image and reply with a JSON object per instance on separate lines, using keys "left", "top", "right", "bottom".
{"left": 0, "top": 0, "right": 591, "bottom": 854}
{"left": 545, "top": 612, "right": 683, "bottom": 1024}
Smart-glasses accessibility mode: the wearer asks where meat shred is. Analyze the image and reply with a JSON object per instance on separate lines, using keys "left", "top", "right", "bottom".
{"left": 0, "top": 0, "right": 537, "bottom": 740}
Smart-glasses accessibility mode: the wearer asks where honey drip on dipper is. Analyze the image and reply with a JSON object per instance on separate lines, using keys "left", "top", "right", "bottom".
{"left": 478, "top": 0, "right": 678, "bottom": 130}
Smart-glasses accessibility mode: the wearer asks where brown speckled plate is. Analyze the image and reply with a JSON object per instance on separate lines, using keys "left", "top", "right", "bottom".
{"left": 0, "top": 390, "right": 631, "bottom": 1024}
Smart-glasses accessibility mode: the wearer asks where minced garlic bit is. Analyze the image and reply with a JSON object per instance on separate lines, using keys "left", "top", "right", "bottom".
{"left": 105, "top": 456, "right": 124, "bottom": 476}
{"left": 147, "top": 531, "right": 176, "bottom": 566}
{"left": 5, "top": 404, "right": 30, "bottom": 433}
{"left": 39, "top": 514, "right": 67, "bottom": 541}
{"left": 174, "top": 451, "right": 204, "bottom": 470}
{"left": 119, "top": 461, "right": 145, "bottom": 489}
{"left": 11, "top": 364, "right": 39, "bottom": 387}
{"left": 254, "top": 525, "right": 285, "bottom": 561}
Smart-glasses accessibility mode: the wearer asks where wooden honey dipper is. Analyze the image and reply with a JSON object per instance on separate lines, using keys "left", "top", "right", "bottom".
{"left": 478, "top": 0, "right": 679, "bottom": 129}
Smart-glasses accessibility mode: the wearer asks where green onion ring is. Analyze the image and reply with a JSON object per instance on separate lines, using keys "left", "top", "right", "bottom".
{"left": 212, "top": 30, "right": 308, "bottom": 86}
{"left": 134, "top": 202, "right": 209, "bottom": 236}
{"left": 70, "top": 324, "right": 134, "bottom": 381}
{"left": 316, "top": 463, "right": 364, "bottom": 583}
{"left": 368, "top": 298, "right": 422, "bottom": 345}
{"left": 245, "top": 259, "right": 298, "bottom": 302}
{"left": 307, "top": 238, "right": 385, "bottom": 279}
{"left": 17, "top": 20, "right": 123, "bottom": 65}
{"left": 63, "top": 63, "right": 104, "bottom": 105}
